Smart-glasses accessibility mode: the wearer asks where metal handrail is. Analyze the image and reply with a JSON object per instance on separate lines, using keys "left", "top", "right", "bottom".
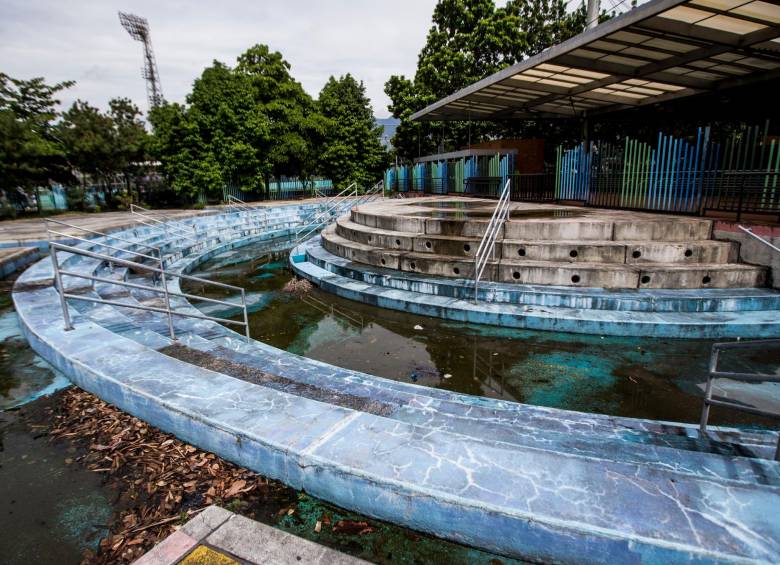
{"left": 738, "top": 225, "right": 780, "bottom": 255}
{"left": 45, "top": 230, "right": 160, "bottom": 263}
{"left": 474, "top": 179, "right": 511, "bottom": 301}
{"left": 351, "top": 180, "right": 384, "bottom": 210}
{"left": 699, "top": 338, "right": 780, "bottom": 460}
{"left": 130, "top": 204, "right": 197, "bottom": 231}
{"left": 44, "top": 218, "right": 163, "bottom": 257}
{"left": 293, "top": 183, "right": 359, "bottom": 244}
{"left": 130, "top": 204, "right": 198, "bottom": 241}
{"left": 49, "top": 241, "right": 251, "bottom": 340}
{"left": 226, "top": 194, "right": 255, "bottom": 214}
{"left": 132, "top": 215, "right": 198, "bottom": 243}
{"left": 293, "top": 181, "right": 384, "bottom": 245}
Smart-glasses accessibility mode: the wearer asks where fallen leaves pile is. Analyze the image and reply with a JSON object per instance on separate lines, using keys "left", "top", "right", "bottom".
{"left": 46, "top": 388, "right": 293, "bottom": 564}
{"left": 281, "top": 277, "right": 313, "bottom": 295}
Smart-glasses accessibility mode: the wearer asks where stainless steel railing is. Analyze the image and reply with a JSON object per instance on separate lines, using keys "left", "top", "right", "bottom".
{"left": 352, "top": 180, "right": 384, "bottom": 209}
{"left": 739, "top": 225, "right": 780, "bottom": 255}
{"left": 131, "top": 203, "right": 198, "bottom": 242}
{"left": 44, "top": 218, "right": 164, "bottom": 258}
{"left": 226, "top": 194, "right": 256, "bottom": 215}
{"left": 294, "top": 180, "right": 384, "bottom": 246}
{"left": 474, "top": 179, "right": 511, "bottom": 301}
{"left": 293, "top": 183, "right": 358, "bottom": 244}
{"left": 699, "top": 338, "right": 780, "bottom": 460}
{"left": 49, "top": 241, "right": 251, "bottom": 341}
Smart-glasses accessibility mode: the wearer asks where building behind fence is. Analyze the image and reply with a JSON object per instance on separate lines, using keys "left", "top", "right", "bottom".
{"left": 385, "top": 122, "right": 780, "bottom": 220}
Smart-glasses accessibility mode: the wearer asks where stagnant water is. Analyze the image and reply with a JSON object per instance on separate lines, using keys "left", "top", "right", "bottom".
{"left": 186, "top": 236, "right": 779, "bottom": 427}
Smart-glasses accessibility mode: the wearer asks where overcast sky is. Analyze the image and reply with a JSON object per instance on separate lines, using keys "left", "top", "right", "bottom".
{"left": 0, "top": 0, "right": 444, "bottom": 119}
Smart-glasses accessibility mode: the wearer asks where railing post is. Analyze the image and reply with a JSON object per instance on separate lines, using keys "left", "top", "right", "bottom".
{"left": 158, "top": 254, "right": 176, "bottom": 341}
{"left": 699, "top": 346, "right": 719, "bottom": 433}
{"left": 50, "top": 245, "right": 73, "bottom": 331}
{"left": 737, "top": 172, "right": 746, "bottom": 222}
{"left": 241, "top": 288, "right": 250, "bottom": 340}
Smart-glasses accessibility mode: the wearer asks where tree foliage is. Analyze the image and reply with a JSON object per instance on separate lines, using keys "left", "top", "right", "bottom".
{"left": 317, "top": 74, "right": 389, "bottom": 187}
{"left": 58, "top": 97, "right": 149, "bottom": 207}
{"left": 150, "top": 45, "right": 331, "bottom": 198}
{"left": 0, "top": 73, "right": 73, "bottom": 202}
{"left": 385, "top": 0, "right": 587, "bottom": 160}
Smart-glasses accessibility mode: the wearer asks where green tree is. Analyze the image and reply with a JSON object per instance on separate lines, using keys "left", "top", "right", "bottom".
{"left": 317, "top": 74, "right": 388, "bottom": 188}
{"left": 148, "top": 101, "right": 221, "bottom": 199}
{"left": 58, "top": 100, "right": 117, "bottom": 208}
{"left": 384, "top": 0, "right": 587, "bottom": 160}
{"left": 108, "top": 97, "right": 148, "bottom": 202}
{"left": 150, "top": 45, "right": 324, "bottom": 199}
{"left": 58, "top": 98, "right": 150, "bottom": 209}
{"left": 0, "top": 73, "right": 73, "bottom": 209}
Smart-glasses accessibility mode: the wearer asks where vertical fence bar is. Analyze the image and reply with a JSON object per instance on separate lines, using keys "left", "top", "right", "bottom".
{"left": 241, "top": 288, "right": 250, "bottom": 340}
{"left": 699, "top": 346, "right": 719, "bottom": 433}
{"left": 50, "top": 246, "right": 74, "bottom": 331}
{"left": 158, "top": 254, "right": 176, "bottom": 341}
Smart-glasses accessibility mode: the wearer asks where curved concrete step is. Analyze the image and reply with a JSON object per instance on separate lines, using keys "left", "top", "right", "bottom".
{"left": 323, "top": 226, "right": 766, "bottom": 289}
{"left": 14, "top": 207, "right": 780, "bottom": 564}
{"left": 304, "top": 238, "right": 780, "bottom": 313}
{"left": 67, "top": 258, "right": 779, "bottom": 491}
{"left": 338, "top": 217, "right": 737, "bottom": 265}
{"left": 351, "top": 201, "right": 714, "bottom": 241}
{"left": 295, "top": 238, "right": 780, "bottom": 339}
{"left": 15, "top": 269, "right": 780, "bottom": 564}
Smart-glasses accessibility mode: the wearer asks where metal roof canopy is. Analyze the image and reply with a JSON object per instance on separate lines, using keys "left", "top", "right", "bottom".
{"left": 413, "top": 148, "right": 518, "bottom": 163}
{"left": 410, "top": 0, "right": 780, "bottom": 122}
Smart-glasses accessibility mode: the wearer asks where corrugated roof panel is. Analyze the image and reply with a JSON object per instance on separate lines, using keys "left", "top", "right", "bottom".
{"left": 410, "top": 0, "right": 780, "bottom": 122}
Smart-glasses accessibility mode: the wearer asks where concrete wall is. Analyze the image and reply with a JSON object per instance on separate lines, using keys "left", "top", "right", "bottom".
{"left": 714, "top": 221, "right": 780, "bottom": 289}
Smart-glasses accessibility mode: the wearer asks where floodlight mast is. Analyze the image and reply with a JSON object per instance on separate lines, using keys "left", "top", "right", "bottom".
{"left": 118, "top": 11, "right": 164, "bottom": 111}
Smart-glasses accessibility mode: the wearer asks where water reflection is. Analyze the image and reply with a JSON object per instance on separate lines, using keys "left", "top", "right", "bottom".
{"left": 184, "top": 239, "right": 779, "bottom": 427}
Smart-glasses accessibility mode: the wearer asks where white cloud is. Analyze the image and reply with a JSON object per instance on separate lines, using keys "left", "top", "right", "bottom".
{"left": 0, "top": 0, "right": 439, "bottom": 118}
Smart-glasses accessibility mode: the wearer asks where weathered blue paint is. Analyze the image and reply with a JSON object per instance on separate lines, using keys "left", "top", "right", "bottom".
{"left": 11, "top": 206, "right": 780, "bottom": 564}
{"left": 292, "top": 238, "right": 780, "bottom": 339}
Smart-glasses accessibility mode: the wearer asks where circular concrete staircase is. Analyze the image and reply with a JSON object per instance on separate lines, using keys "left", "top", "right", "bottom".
{"left": 321, "top": 197, "right": 767, "bottom": 289}
{"left": 11, "top": 204, "right": 780, "bottom": 563}
{"left": 289, "top": 197, "right": 780, "bottom": 338}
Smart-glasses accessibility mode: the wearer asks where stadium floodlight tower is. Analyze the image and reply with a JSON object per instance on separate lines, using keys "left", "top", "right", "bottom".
{"left": 118, "top": 11, "right": 164, "bottom": 110}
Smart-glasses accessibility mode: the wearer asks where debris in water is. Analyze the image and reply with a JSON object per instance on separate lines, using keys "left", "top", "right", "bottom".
{"left": 282, "top": 278, "right": 313, "bottom": 295}
{"left": 443, "top": 374, "right": 452, "bottom": 379}
{"left": 332, "top": 520, "right": 376, "bottom": 536}
{"left": 413, "top": 324, "right": 423, "bottom": 330}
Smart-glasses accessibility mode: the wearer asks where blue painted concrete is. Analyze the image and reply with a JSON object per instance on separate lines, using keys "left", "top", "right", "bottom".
{"left": 0, "top": 247, "right": 40, "bottom": 279}
{"left": 305, "top": 238, "right": 780, "bottom": 313}
{"left": 291, "top": 238, "right": 780, "bottom": 339}
{"left": 11, "top": 205, "right": 780, "bottom": 564}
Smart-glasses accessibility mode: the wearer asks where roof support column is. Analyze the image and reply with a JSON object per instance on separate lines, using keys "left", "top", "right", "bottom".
{"left": 586, "top": 0, "right": 600, "bottom": 29}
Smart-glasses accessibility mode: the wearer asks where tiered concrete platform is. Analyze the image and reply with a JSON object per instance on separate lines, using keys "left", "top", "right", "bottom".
{"left": 289, "top": 197, "right": 780, "bottom": 338}
{"left": 12, "top": 204, "right": 780, "bottom": 563}
{"left": 325, "top": 198, "right": 767, "bottom": 289}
